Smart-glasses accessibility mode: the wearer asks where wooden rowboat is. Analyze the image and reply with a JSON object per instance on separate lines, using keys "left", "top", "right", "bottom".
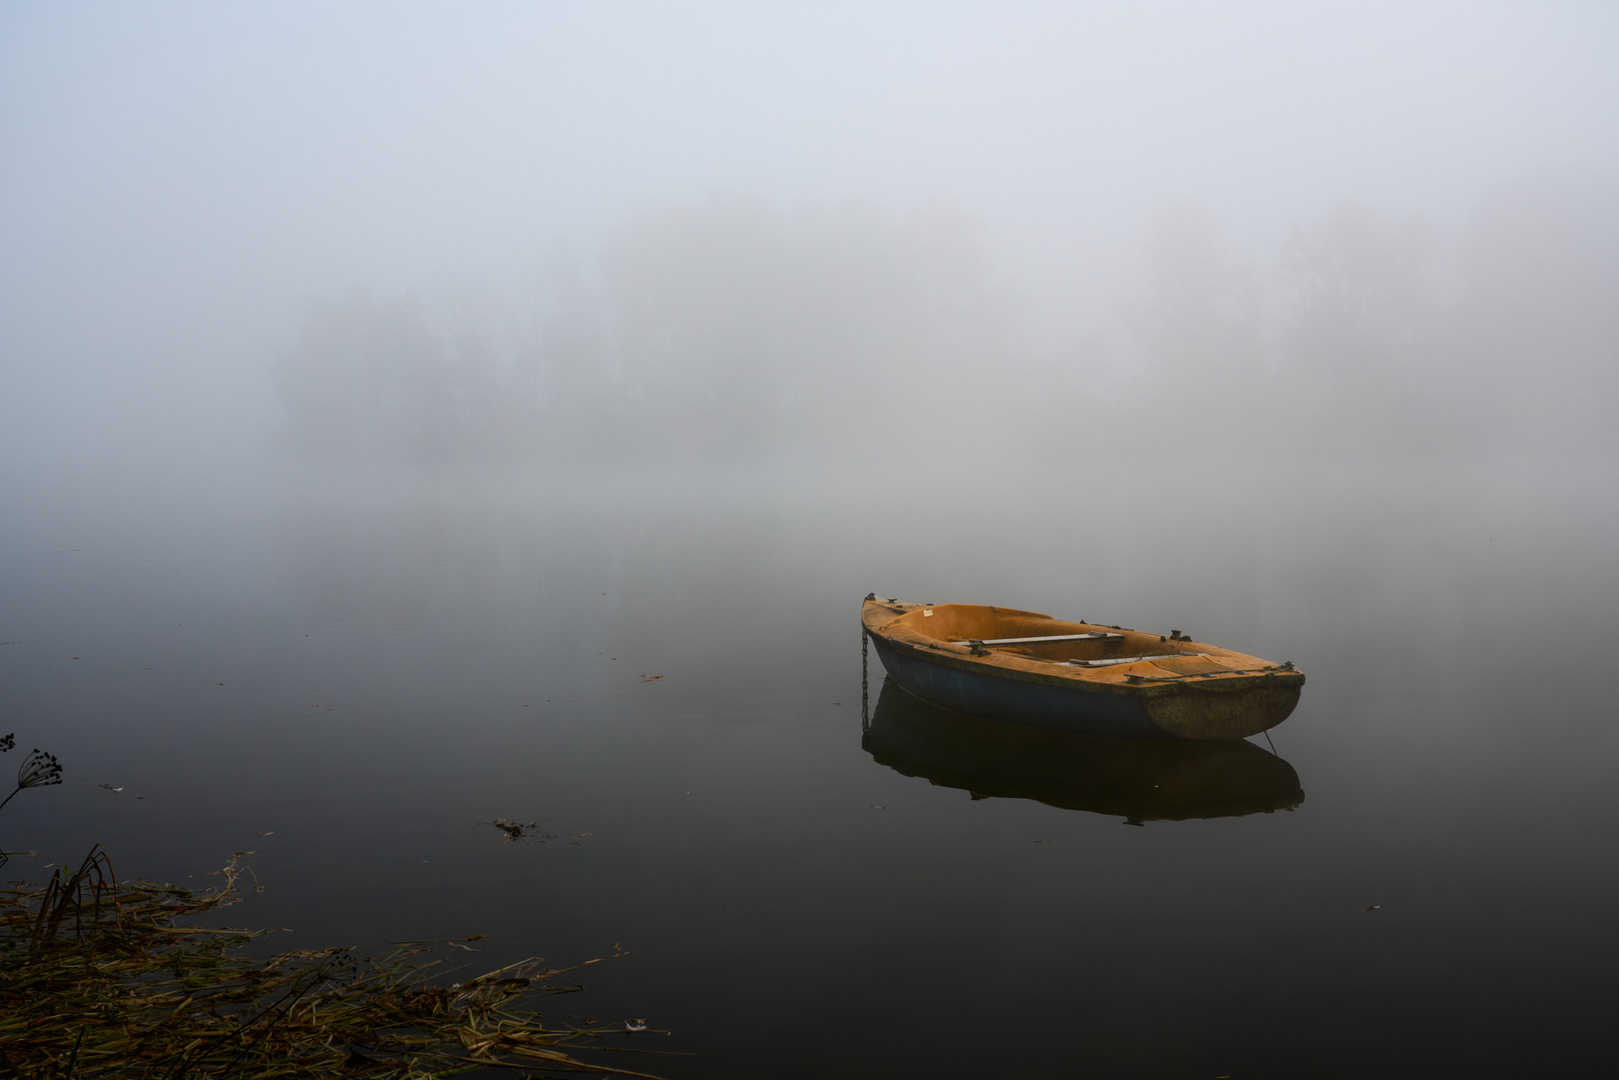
{"left": 863, "top": 679, "right": 1304, "bottom": 821}
{"left": 861, "top": 595, "right": 1304, "bottom": 740}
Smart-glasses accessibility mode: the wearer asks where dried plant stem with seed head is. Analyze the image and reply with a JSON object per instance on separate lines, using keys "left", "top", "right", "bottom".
{"left": 1, "top": 737, "right": 65, "bottom": 870}
{"left": 1, "top": 846, "right": 664, "bottom": 1078}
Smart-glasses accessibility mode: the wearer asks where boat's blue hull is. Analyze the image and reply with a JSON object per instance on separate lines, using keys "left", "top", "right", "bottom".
{"left": 869, "top": 633, "right": 1171, "bottom": 739}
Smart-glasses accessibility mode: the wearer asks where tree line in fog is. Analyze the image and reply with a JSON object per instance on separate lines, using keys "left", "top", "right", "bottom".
{"left": 274, "top": 176, "right": 1618, "bottom": 467}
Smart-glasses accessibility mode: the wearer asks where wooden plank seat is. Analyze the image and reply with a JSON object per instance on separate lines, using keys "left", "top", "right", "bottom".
{"left": 1065, "top": 653, "right": 1210, "bottom": 668}
{"left": 951, "top": 632, "right": 1124, "bottom": 646}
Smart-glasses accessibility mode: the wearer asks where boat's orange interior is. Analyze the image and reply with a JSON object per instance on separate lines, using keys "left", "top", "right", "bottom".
{"left": 888, "top": 603, "right": 1215, "bottom": 663}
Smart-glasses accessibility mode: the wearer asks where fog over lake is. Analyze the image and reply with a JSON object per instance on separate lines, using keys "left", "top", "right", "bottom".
{"left": 4, "top": 4, "right": 1618, "bottom": 1076}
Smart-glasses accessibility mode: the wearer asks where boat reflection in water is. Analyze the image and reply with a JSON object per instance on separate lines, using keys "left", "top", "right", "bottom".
{"left": 863, "top": 680, "right": 1304, "bottom": 823}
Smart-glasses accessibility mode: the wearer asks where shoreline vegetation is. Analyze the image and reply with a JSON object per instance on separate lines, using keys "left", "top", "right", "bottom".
{"left": 0, "top": 846, "right": 662, "bottom": 1079}
{"left": 0, "top": 735, "right": 663, "bottom": 1079}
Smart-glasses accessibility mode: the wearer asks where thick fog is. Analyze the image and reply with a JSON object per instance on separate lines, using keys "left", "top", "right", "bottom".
{"left": 7, "top": 13, "right": 1619, "bottom": 1074}
{"left": 3, "top": 2, "right": 1617, "bottom": 478}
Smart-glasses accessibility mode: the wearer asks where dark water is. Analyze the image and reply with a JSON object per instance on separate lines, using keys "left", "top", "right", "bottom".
{"left": 4, "top": 461, "right": 1617, "bottom": 1077}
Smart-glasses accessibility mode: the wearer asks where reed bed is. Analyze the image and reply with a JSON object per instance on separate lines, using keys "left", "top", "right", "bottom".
{"left": 0, "top": 846, "right": 660, "bottom": 1079}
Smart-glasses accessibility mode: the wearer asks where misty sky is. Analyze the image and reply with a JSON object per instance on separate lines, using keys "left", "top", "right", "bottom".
{"left": 2, "top": 1, "right": 1615, "bottom": 469}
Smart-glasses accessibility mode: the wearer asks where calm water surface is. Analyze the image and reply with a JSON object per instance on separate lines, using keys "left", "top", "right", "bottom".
{"left": 3, "top": 462, "right": 1616, "bottom": 1077}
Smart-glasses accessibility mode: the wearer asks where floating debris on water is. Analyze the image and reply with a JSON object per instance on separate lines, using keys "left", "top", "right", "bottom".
{"left": 481, "top": 818, "right": 559, "bottom": 844}
{"left": 89, "top": 779, "right": 145, "bottom": 799}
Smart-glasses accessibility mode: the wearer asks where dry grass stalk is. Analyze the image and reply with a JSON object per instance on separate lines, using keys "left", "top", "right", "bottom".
{"left": 0, "top": 846, "right": 660, "bottom": 1079}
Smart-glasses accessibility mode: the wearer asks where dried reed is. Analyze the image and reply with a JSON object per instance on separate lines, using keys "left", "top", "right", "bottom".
{"left": 0, "top": 846, "right": 660, "bottom": 1079}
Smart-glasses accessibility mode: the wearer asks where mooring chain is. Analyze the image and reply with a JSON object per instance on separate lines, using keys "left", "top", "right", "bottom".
{"left": 861, "top": 627, "right": 869, "bottom": 732}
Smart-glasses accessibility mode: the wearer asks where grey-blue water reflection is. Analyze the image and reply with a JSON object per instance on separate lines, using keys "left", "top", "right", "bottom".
{"left": 863, "top": 679, "right": 1305, "bottom": 822}
{"left": 3, "top": 462, "right": 1616, "bottom": 1077}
